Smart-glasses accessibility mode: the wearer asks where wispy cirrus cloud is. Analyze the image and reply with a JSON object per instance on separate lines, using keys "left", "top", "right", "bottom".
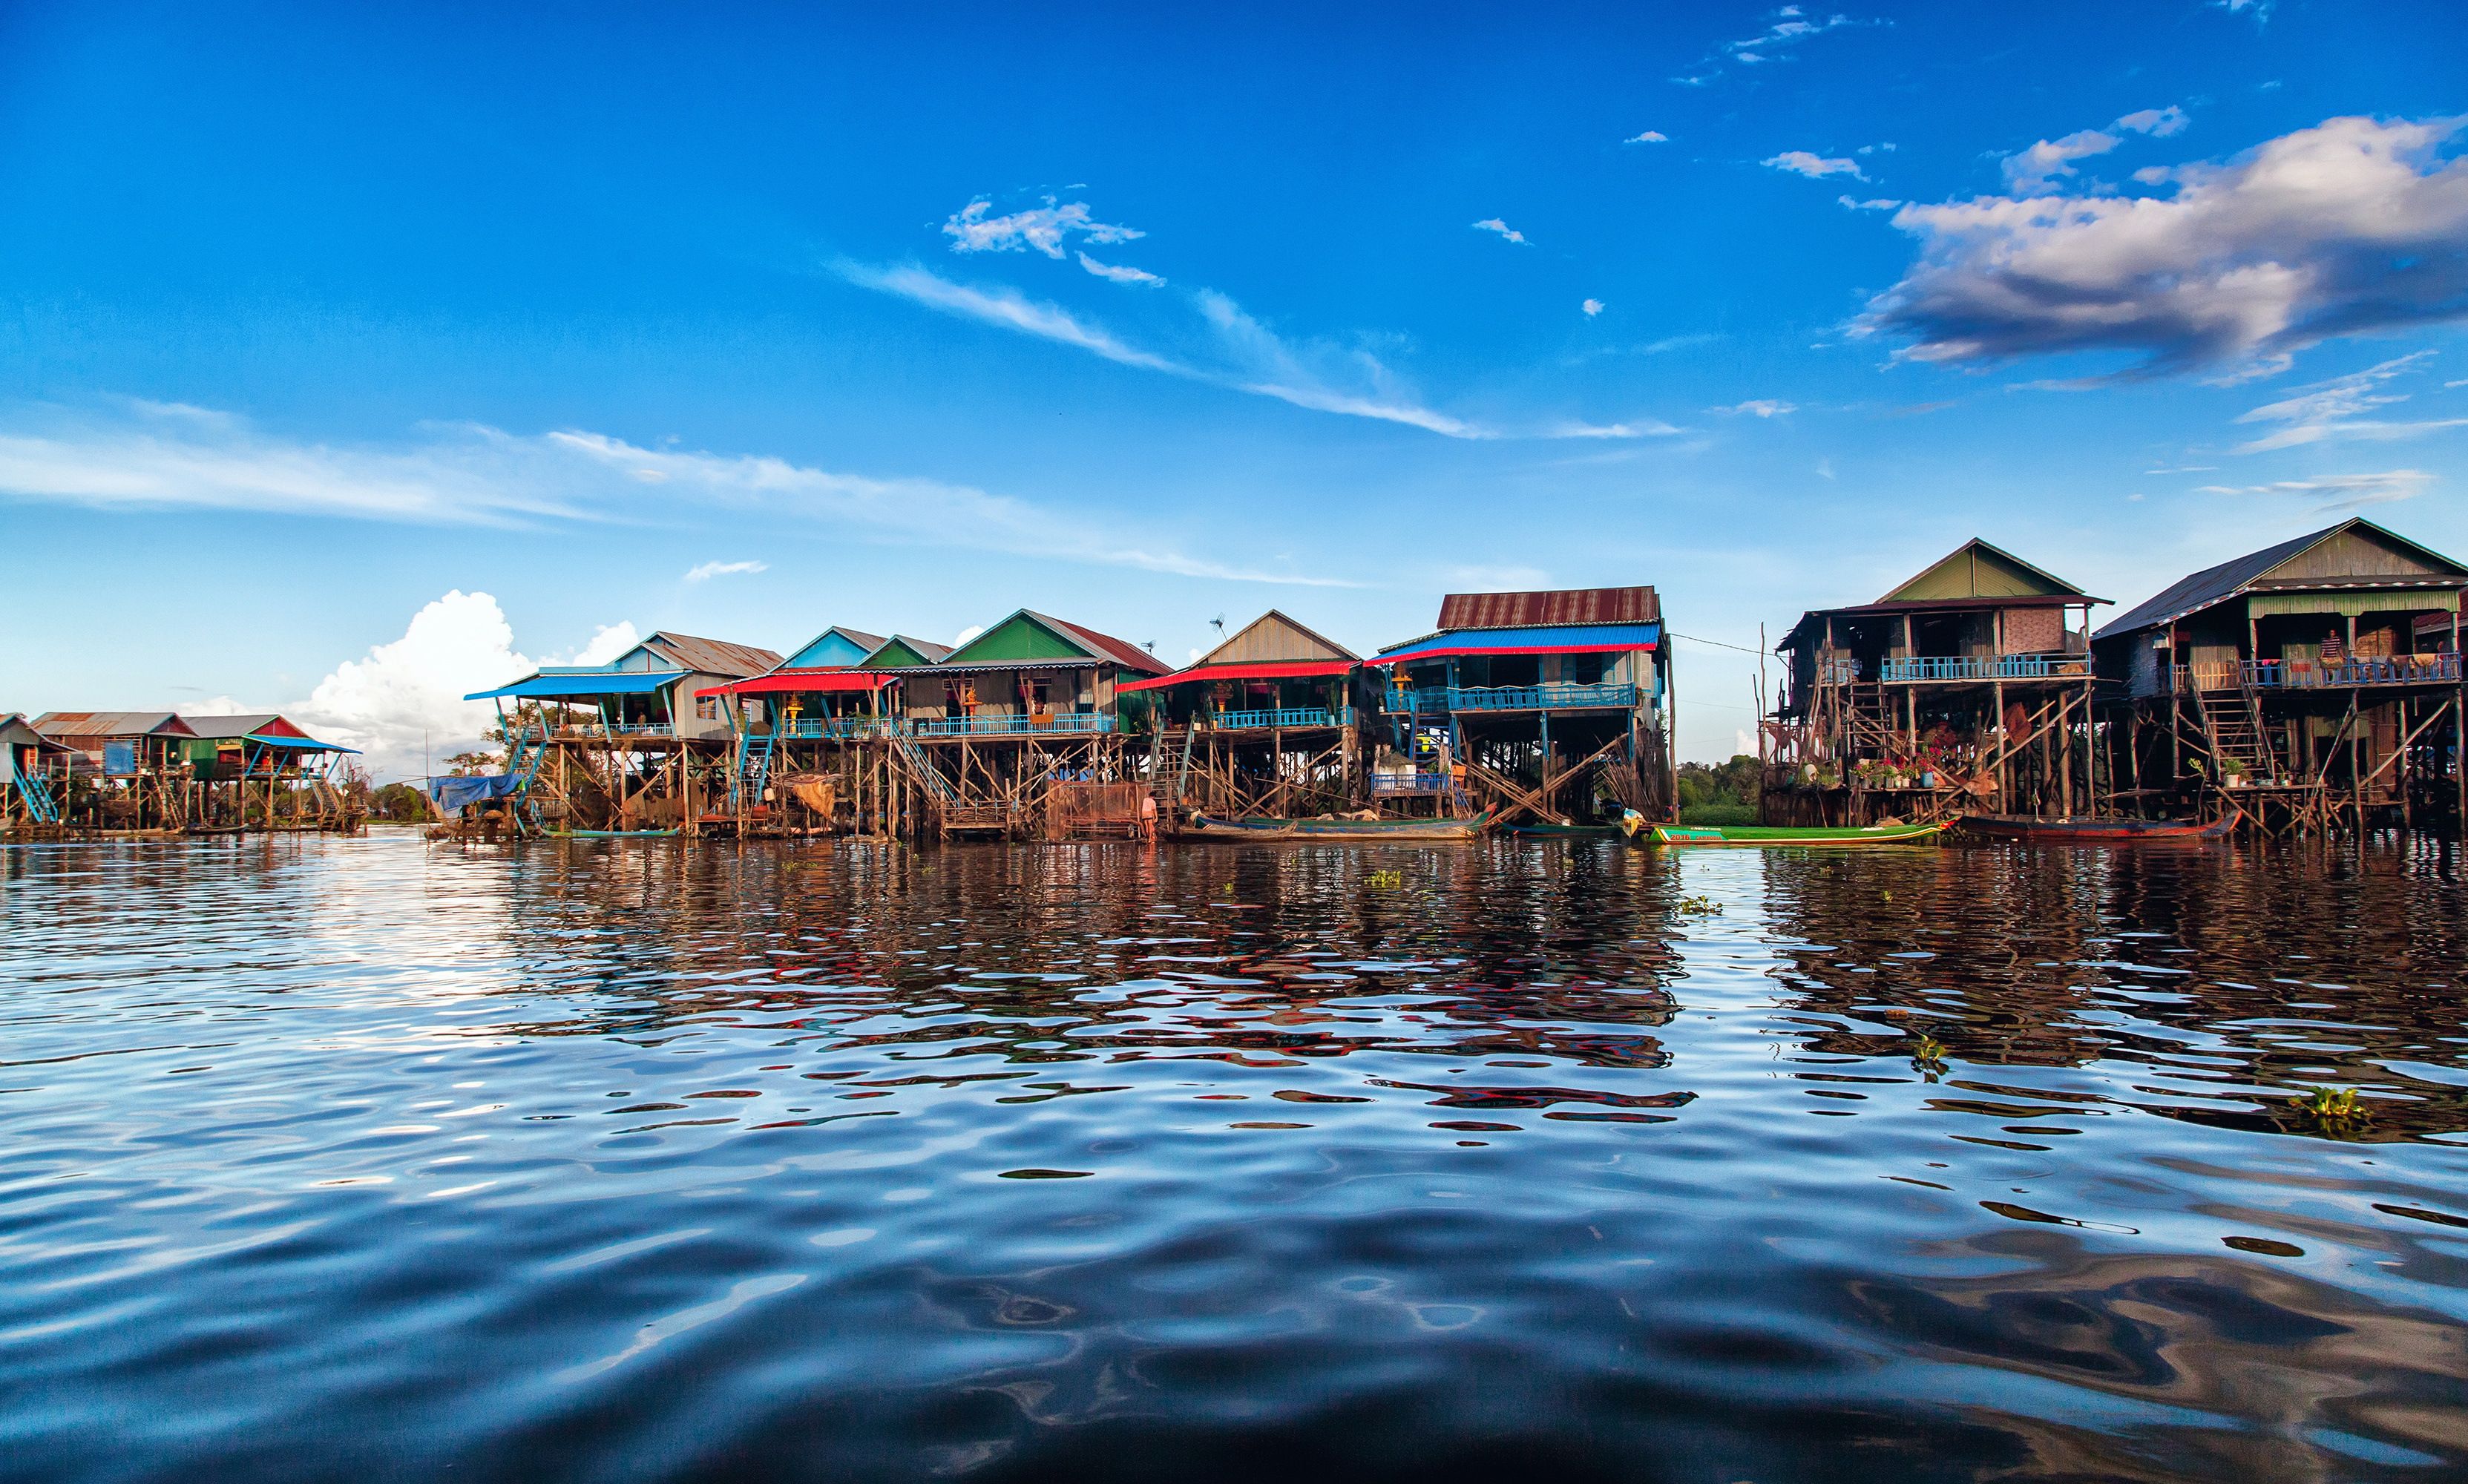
{"left": 2196, "top": 468, "right": 2435, "bottom": 510}
{"left": 1857, "top": 115, "right": 2468, "bottom": 377}
{"left": 836, "top": 260, "right": 1672, "bottom": 442}
{"left": 0, "top": 400, "right": 1356, "bottom": 588}
{"left": 1678, "top": 7, "right": 1878, "bottom": 82}
{"left": 2001, "top": 105, "right": 2193, "bottom": 194}
{"left": 1713, "top": 398, "right": 1798, "bottom": 417}
{"left": 943, "top": 196, "right": 1164, "bottom": 285}
{"left": 2230, "top": 352, "right": 2467, "bottom": 452}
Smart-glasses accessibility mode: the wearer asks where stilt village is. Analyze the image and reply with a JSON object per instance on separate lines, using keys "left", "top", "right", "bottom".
{"left": 7, "top": 516, "right": 2467, "bottom": 846}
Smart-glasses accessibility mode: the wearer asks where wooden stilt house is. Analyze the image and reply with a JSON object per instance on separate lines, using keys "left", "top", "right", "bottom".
{"left": 177, "top": 714, "right": 365, "bottom": 833}
{"left": 2091, "top": 517, "right": 2468, "bottom": 837}
{"left": 1766, "top": 540, "right": 2107, "bottom": 825}
{"left": 1368, "top": 587, "right": 1673, "bottom": 826}
{"left": 32, "top": 712, "right": 200, "bottom": 833}
{"left": 462, "top": 631, "right": 781, "bottom": 835}
{"left": 1, "top": 715, "right": 72, "bottom": 835}
{"left": 1117, "top": 611, "right": 1363, "bottom": 822}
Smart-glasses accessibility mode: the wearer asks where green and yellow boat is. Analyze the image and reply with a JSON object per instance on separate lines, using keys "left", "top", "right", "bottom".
{"left": 1621, "top": 810, "right": 1947, "bottom": 847}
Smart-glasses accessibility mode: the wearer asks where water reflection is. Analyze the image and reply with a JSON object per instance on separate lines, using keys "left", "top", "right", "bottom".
{"left": 0, "top": 833, "right": 2463, "bottom": 1481}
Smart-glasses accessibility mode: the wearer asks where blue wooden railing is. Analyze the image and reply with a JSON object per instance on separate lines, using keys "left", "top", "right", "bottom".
{"left": 2174, "top": 653, "right": 2462, "bottom": 692}
{"left": 908, "top": 712, "right": 1118, "bottom": 738}
{"left": 1407, "top": 683, "right": 1638, "bottom": 713}
{"left": 1207, "top": 706, "right": 1354, "bottom": 730}
{"left": 1371, "top": 769, "right": 1453, "bottom": 795}
{"left": 1877, "top": 654, "right": 2081, "bottom": 682}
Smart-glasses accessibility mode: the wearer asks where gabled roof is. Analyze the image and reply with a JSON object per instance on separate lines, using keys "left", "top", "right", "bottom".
{"left": 2096, "top": 518, "right": 2468, "bottom": 640}
{"left": 778, "top": 626, "right": 888, "bottom": 671}
{"left": 936, "top": 609, "right": 1170, "bottom": 674}
{"left": 1192, "top": 610, "right": 1360, "bottom": 669}
{"left": 180, "top": 714, "right": 308, "bottom": 741}
{"left": 631, "top": 631, "right": 782, "bottom": 677}
{"left": 1880, "top": 539, "right": 2090, "bottom": 603}
{"left": 1437, "top": 586, "right": 1659, "bottom": 630}
{"left": 1, "top": 715, "right": 72, "bottom": 754}
{"left": 33, "top": 712, "right": 198, "bottom": 741}
{"left": 856, "top": 634, "right": 956, "bottom": 670}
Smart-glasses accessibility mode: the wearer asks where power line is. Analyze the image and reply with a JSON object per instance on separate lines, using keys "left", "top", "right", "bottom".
{"left": 1667, "top": 631, "right": 1768, "bottom": 656}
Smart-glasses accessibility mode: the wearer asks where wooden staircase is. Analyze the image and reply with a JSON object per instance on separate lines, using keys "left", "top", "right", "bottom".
{"left": 2194, "top": 684, "right": 2280, "bottom": 782}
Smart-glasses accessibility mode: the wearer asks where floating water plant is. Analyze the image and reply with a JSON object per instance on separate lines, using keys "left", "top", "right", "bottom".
{"left": 2294, "top": 1086, "right": 2370, "bottom": 1129}
{"left": 1365, "top": 870, "right": 1404, "bottom": 889}
{"left": 1911, "top": 1033, "right": 1949, "bottom": 1080}
{"left": 1675, "top": 894, "right": 1723, "bottom": 916}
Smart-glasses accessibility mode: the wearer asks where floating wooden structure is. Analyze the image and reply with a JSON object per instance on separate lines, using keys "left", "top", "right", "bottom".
{"left": 1369, "top": 587, "right": 1675, "bottom": 827}
{"left": 461, "top": 631, "right": 780, "bottom": 835}
{"left": 2091, "top": 518, "right": 2467, "bottom": 839}
{"left": 1765, "top": 540, "right": 2107, "bottom": 827}
{"left": 176, "top": 715, "right": 366, "bottom": 833}
{"left": 27, "top": 712, "right": 200, "bottom": 835}
{"left": 1120, "top": 610, "right": 1364, "bottom": 832}
{"left": 1, "top": 715, "right": 73, "bottom": 837}
{"left": 4, "top": 711, "right": 364, "bottom": 838}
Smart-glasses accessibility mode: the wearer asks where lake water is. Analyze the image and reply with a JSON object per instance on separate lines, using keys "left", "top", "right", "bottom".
{"left": 3, "top": 833, "right": 2466, "bottom": 1482}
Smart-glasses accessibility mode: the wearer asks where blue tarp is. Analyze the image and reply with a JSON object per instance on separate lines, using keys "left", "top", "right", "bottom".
{"left": 465, "top": 670, "right": 685, "bottom": 701}
{"left": 427, "top": 774, "right": 525, "bottom": 811}
{"left": 246, "top": 733, "right": 360, "bottom": 754}
{"left": 1372, "top": 623, "right": 1661, "bottom": 663}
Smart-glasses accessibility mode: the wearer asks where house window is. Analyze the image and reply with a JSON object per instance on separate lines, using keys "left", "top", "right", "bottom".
{"left": 696, "top": 697, "right": 720, "bottom": 721}
{"left": 1570, "top": 654, "right": 1605, "bottom": 685}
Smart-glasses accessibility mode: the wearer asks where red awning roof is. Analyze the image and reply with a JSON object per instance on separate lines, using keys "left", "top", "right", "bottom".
{"left": 696, "top": 669, "right": 892, "bottom": 697}
{"left": 1118, "top": 660, "right": 1356, "bottom": 693}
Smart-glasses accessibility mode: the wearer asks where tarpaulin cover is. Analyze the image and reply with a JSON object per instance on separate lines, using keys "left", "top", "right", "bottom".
{"left": 427, "top": 774, "right": 525, "bottom": 811}
{"left": 465, "top": 671, "right": 684, "bottom": 701}
{"left": 246, "top": 733, "right": 359, "bottom": 753}
{"left": 1371, "top": 623, "right": 1660, "bottom": 665}
{"left": 1117, "top": 660, "right": 1356, "bottom": 693}
{"left": 695, "top": 670, "right": 890, "bottom": 698}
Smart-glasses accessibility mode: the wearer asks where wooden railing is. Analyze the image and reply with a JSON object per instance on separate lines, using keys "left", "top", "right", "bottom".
{"left": 2173, "top": 653, "right": 2462, "bottom": 692}
{"left": 1208, "top": 706, "right": 1353, "bottom": 730}
{"left": 1405, "top": 683, "right": 1638, "bottom": 714}
{"left": 909, "top": 712, "right": 1118, "bottom": 738}
{"left": 1877, "top": 654, "right": 2082, "bottom": 682}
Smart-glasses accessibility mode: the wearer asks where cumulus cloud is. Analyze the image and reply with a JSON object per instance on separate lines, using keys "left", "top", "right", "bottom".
{"left": 1582, "top": 298, "right": 1606, "bottom": 316}
{"left": 2117, "top": 105, "right": 2190, "bottom": 138}
{"left": 943, "top": 197, "right": 1143, "bottom": 258}
{"left": 1625, "top": 130, "right": 1670, "bottom": 144}
{"left": 291, "top": 591, "right": 539, "bottom": 779}
{"left": 1472, "top": 217, "right": 1529, "bottom": 244}
{"left": 2230, "top": 352, "right": 2467, "bottom": 452}
{"left": 1857, "top": 115, "right": 2468, "bottom": 376}
{"left": 2002, "top": 129, "right": 2121, "bottom": 194}
{"left": 2195, "top": 468, "right": 2435, "bottom": 510}
{"left": 683, "top": 559, "right": 767, "bottom": 582}
{"left": 1765, "top": 151, "right": 1864, "bottom": 180}
{"left": 1713, "top": 399, "right": 1798, "bottom": 417}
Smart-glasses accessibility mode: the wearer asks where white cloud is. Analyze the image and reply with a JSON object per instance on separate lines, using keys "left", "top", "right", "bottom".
{"left": 2195, "top": 468, "right": 2435, "bottom": 510}
{"left": 954, "top": 625, "right": 985, "bottom": 646}
{"left": 1724, "top": 8, "right": 1868, "bottom": 62}
{"left": 1713, "top": 399, "right": 1798, "bottom": 417}
{"left": 1624, "top": 130, "right": 1670, "bottom": 144}
{"left": 1857, "top": 115, "right": 2468, "bottom": 375}
{"left": 1838, "top": 195, "right": 1902, "bottom": 211}
{"left": 1077, "top": 252, "right": 1164, "bottom": 286}
{"left": 1547, "top": 418, "right": 1684, "bottom": 439}
{"left": 292, "top": 591, "right": 538, "bottom": 780}
{"left": 1582, "top": 298, "right": 1606, "bottom": 316}
{"left": 1765, "top": 151, "right": 1864, "bottom": 180}
{"left": 2001, "top": 129, "right": 2120, "bottom": 194}
{"left": 1816, "top": 457, "right": 1836, "bottom": 479}
{"left": 834, "top": 261, "right": 1180, "bottom": 373}
{"left": 1472, "top": 217, "right": 1530, "bottom": 244}
{"left": 568, "top": 623, "right": 641, "bottom": 665}
{"left": 2117, "top": 105, "right": 2190, "bottom": 139}
{"left": 2231, "top": 352, "right": 2467, "bottom": 451}
{"left": 683, "top": 559, "right": 768, "bottom": 582}
{"left": 943, "top": 197, "right": 1143, "bottom": 259}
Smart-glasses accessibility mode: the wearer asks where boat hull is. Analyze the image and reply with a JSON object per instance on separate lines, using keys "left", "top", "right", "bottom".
{"left": 1183, "top": 814, "right": 1483, "bottom": 842}
{"left": 1957, "top": 815, "right": 2230, "bottom": 843}
{"left": 1650, "top": 821, "right": 1949, "bottom": 847}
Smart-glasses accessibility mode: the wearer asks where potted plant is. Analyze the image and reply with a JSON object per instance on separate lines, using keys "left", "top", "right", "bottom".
{"left": 2219, "top": 758, "right": 2248, "bottom": 789}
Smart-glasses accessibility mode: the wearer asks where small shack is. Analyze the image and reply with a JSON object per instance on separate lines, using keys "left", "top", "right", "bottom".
{"left": 177, "top": 714, "right": 364, "bottom": 832}
{"left": 1, "top": 715, "right": 72, "bottom": 833}
{"left": 32, "top": 712, "right": 200, "bottom": 832}
{"left": 1117, "top": 610, "right": 1364, "bottom": 821}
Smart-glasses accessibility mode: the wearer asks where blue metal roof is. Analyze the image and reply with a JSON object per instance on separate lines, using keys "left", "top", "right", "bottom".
{"left": 465, "top": 671, "right": 686, "bottom": 701}
{"left": 1373, "top": 622, "right": 1661, "bottom": 662}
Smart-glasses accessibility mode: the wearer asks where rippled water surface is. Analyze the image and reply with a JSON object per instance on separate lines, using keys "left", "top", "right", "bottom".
{"left": 4, "top": 833, "right": 2467, "bottom": 1482}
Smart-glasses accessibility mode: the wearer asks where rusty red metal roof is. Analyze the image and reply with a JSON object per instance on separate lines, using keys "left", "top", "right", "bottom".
{"left": 31, "top": 712, "right": 199, "bottom": 740}
{"left": 1436, "top": 586, "right": 1659, "bottom": 631}
{"left": 638, "top": 631, "right": 784, "bottom": 678}
{"left": 1030, "top": 612, "right": 1174, "bottom": 675}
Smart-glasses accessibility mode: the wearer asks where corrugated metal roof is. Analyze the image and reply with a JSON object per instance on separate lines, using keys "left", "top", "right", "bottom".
{"left": 1, "top": 715, "right": 71, "bottom": 752}
{"left": 1437, "top": 586, "right": 1659, "bottom": 630}
{"left": 638, "top": 631, "right": 783, "bottom": 677}
{"left": 33, "top": 712, "right": 198, "bottom": 740}
{"left": 180, "top": 714, "right": 283, "bottom": 738}
{"left": 465, "top": 672, "right": 686, "bottom": 701}
{"left": 1027, "top": 611, "right": 1173, "bottom": 674}
{"left": 1374, "top": 623, "right": 1661, "bottom": 663}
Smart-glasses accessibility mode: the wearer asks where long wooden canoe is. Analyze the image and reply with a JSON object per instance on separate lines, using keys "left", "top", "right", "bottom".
{"left": 1184, "top": 813, "right": 1486, "bottom": 842}
{"left": 1957, "top": 814, "right": 2230, "bottom": 843}
{"left": 1642, "top": 819, "right": 1949, "bottom": 847}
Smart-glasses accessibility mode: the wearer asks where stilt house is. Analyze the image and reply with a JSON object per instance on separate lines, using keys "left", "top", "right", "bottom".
{"left": 1118, "top": 611, "right": 1363, "bottom": 820}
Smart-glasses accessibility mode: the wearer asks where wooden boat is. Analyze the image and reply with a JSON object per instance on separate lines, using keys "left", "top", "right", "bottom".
{"left": 1624, "top": 810, "right": 1946, "bottom": 847}
{"left": 1957, "top": 814, "right": 2231, "bottom": 843}
{"left": 1183, "top": 812, "right": 1486, "bottom": 842}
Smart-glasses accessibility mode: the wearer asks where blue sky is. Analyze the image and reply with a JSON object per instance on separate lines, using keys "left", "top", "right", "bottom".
{"left": 4, "top": 0, "right": 2464, "bottom": 773}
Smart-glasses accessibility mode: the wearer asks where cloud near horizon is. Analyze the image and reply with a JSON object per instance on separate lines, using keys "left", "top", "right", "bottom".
{"left": 2195, "top": 467, "right": 2435, "bottom": 510}
{"left": 1858, "top": 115, "right": 2468, "bottom": 377}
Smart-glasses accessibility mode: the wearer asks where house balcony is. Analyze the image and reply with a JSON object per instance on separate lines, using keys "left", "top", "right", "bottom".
{"left": 2172, "top": 654, "right": 2463, "bottom": 692}
{"left": 1876, "top": 654, "right": 2086, "bottom": 683}
{"left": 1406, "top": 683, "right": 1638, "bottom": 715}
{"left": 908, "top": 711, "right": 1121, "bottom": 738}
{"left": 775, "top": 717, "right": 901, "bottom": 739}
{"left": 1371, "top": 769, "right": 1454, "bottom": 795}
{"left": 1204, "top": 706, "right": 1354, "bottom": 731}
